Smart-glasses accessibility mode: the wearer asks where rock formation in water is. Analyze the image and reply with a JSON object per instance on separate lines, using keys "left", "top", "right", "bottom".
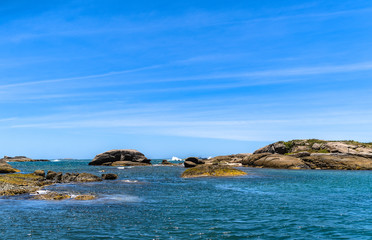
{"left": 1, "top": 156, "right": 50, "bottom": 162}
{"left": 181, "top": 165, "right": 247, "bottom": 178}
{"left": 199, "top": 140, "right": 372, "bottom": 170}
{"left": 208, "top": 153, "right": 251, "bottom": 167}
{"left": 242, "top": 139, "right": 372, "bottom": 170}
{"left": 101, "top": 173, "right": 118, "bottom": 180}
{"left": 88, "top": 149, "right": 151, "bottom": 166}
{"left": 0, "top": 160, "right": 20, "bottom": 173}
{"left": 0, "top": 169, "right": 117, "bottom": 196}
{"left": 183, "top": 157, "right": 205, "bottom": 168}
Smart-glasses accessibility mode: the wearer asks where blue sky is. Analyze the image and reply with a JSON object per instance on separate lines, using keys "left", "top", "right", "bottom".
{"left": 1, "top": 0, "right": 372, "bottom": 159}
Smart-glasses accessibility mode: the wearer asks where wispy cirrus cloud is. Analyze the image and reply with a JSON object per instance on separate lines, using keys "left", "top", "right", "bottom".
{"left": 2, "top": 61, "right": 372, "bottom": 91}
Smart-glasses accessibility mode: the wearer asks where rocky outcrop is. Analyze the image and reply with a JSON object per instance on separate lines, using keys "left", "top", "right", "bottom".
{"left": 1, "top": 156, "right": 49, "bottom": 162}
{"left": 301, "top": 154, "right": 372, "bottom": 170}
{"left": 46, "top": 170, "right": 102, "bottom": 183}
{"left": 183, "top": 157, "right": 205, "bottom": 168}
{"left": 242, "top": 139, "right": 372, "bottom": 170}
{"left": 0, "top": 160, "right": 20, "bottom": 173}
{"left": 242, "top": 154, "right": 310, "bottom": 169}
{"left": 181, "top": 165, "right": 247, "bottom": 178}
{"left": 89, "top": 149, "right": 150, "bottom": 166}
{"left": 32, "top": 192, "right": 96, "bottom": 201}
{"left": 253, "top": 139, "right": 372, "bottom": 155}
{"left": 0, "top": 169, "right": 116, "bottom": 197}
{"left": 209, "top": 153, "right": 251, "bottom": 166}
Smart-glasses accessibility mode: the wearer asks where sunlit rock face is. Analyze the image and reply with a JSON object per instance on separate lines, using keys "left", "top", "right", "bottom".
{"left": 88, "top": 149, "right": 151, "bottom": 166}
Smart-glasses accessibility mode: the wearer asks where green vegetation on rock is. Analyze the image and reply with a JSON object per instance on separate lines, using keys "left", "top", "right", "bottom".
{"left": 181, "top": 165, "right": 247, "bottom": 178}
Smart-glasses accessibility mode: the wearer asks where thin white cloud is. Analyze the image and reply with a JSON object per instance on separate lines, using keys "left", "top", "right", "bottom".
{"left": 0, "top": 64, "right": 162, "bottom": 89}
{"left": 3, "top": 61, "right": 372, "bottom": 91}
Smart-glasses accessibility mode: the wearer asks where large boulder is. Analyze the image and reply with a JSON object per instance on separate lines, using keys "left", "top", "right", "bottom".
{"left": 254, "top": 142, "right": 288, "bottom": 154}
{"left": 184, "top": 157, "right": 205, "bottom": 168}
{"left": 89, "top": 149, "right": 150, "bottom": 166}
{"left": 302, "top": 154, "right": 372, "bottom": 170}
{"left": 242, "top": 154, "right": 310, "bottom": 169}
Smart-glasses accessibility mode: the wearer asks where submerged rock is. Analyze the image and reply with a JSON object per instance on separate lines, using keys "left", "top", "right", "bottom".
{"left": 32, "top": 192, "right": 70, "bottom": 200}
{"left": 32, "top": 192, "right": 96, "bottom": 201}
{"left": 181, "top": 165, "right": 247, "bottom": 178}
{"left": 101, "top": 173, "right": 118, "bottom": 180}
{"left": 89, "top": 149, "right": 151, "bottom": 166}
{"left": 74, "top": 195, "right": 96, "bottom": 200}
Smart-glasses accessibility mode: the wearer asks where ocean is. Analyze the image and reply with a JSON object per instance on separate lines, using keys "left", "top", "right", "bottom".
{"left": 1, "top": 159, "right": 372, "bottom": 239}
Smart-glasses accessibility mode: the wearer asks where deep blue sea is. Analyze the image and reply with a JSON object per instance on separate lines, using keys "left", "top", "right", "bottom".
{"left": 2, "top": 159, "right": 372, "bottom": 239}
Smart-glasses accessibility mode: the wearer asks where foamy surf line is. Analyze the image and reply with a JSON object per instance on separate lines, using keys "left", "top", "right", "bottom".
{"left": 99, "top": 194, "right": 142, "bottom": 202}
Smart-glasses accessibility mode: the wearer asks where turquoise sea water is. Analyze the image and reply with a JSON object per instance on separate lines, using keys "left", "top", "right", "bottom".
{"left": 2, "top": 159, "right": 372, "bottom": 239}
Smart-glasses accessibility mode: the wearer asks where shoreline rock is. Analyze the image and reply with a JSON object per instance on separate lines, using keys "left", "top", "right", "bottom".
{"left": 89, "top": 149, "right": 151, "bottom": 166}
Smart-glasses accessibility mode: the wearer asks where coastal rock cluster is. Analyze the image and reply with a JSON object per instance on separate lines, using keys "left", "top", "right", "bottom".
{"left": 238, "top": 140, "right": 372, "bottom": 170}
{"left": 0, "top": 169, "right": 118, "bottom": 196}
{"left": 89, "top": 149, "right": 151, "bottom": 166}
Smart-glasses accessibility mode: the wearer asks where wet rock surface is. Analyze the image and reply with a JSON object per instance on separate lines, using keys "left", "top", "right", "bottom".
{"left": 0, "top": 169, "right": 116, "bottom": 197}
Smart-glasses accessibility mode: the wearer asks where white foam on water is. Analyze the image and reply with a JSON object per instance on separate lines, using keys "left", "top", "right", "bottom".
{"left": 216, "top": 184, "right": 273, "bottom": 195}
{"left": 102, "top": 194, "right": 142, "bottom": 202}
{"left": 30, "top": 190, "right": 50, "bottom": 195}
{"left": 51, "top": 159, "right": 61, "bottom": 162}
{"left": 117, "top": 166, "right": 133, "bottom": 169}
{"left": 121, "top": 180, "right": 139, "bottom": 183}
